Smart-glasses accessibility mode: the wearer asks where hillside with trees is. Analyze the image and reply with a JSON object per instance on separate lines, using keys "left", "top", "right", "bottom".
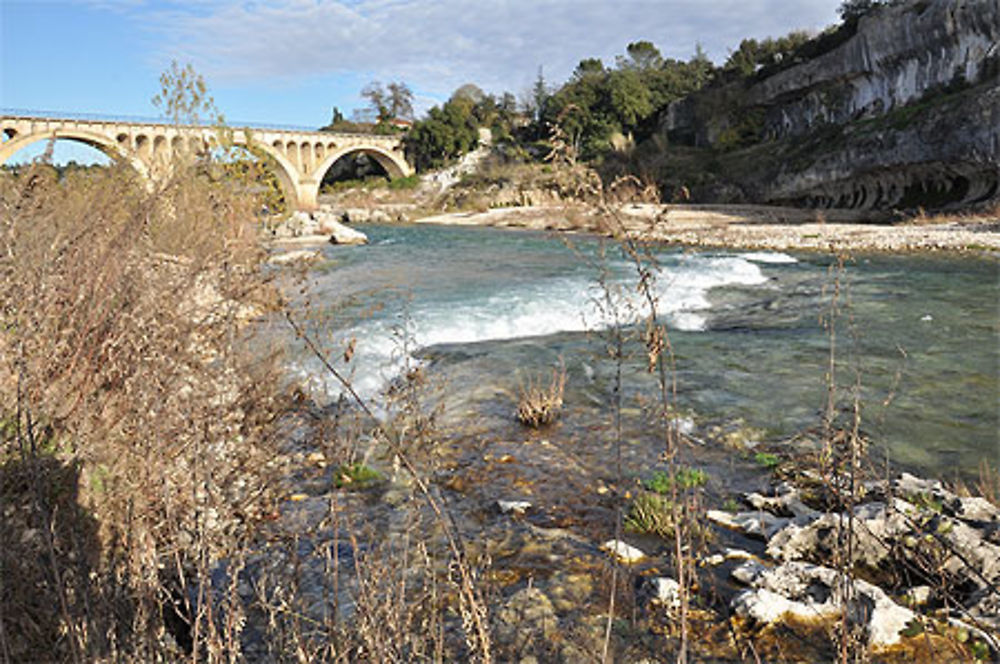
{"left": 391, "top": 0, "right": 997, "bottom": 213}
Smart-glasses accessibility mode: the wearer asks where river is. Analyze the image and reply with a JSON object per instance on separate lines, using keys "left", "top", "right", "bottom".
{"left": 285, "top": 223, "right": 999, "bottom": 482}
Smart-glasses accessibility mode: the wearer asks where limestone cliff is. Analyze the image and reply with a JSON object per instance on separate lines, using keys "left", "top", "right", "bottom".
{"left": 661, "top": 0, "right": 1000, "bottom": 210}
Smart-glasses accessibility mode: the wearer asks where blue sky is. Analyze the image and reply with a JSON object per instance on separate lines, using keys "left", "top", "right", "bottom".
{"left": 2, "top": 0, "right": 842, "bottom": 162}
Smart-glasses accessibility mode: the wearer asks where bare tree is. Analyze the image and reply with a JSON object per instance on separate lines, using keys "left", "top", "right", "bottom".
{"left": 387, "top": 81, "right": 414, "bottom": 120}
{"left": 152, "top": 60, "right": 221, "bottom": 125}
{"left": 362, "top": 80, "right": 414, "bottom": 123}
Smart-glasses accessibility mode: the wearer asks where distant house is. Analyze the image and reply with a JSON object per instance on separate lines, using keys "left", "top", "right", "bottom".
{"left": 387, "top": 118, "right": 413, "bottom": 131}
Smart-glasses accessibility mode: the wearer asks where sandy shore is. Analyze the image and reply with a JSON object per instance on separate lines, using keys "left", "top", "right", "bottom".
{"left": 416, "top": 203, "right": 1000, "bottom": 254}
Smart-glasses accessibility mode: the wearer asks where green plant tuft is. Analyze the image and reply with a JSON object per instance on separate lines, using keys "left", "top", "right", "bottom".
{"left": 753, "top": 452, "right": 781, "bottom": 468}
{"left": 645, "top": 467, "right": 708, "bottom": 494}
{"left": 334, "top": 462, "right": 382, "bottom": 489}
{"left": 625, "top": 491, "right": 676, "bottom": 538}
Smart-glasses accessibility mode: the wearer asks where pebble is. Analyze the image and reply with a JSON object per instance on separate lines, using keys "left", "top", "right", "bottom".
{"left": 498, "top": 500, "right": 532, "bottom": 515}
{"left": 601, "top": 539, "right": 646, "bottom": 564}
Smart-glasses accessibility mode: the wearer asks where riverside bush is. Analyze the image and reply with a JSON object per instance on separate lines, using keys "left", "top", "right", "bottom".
{"left": 0, "top": 159, "right": 289, "bottom": 660}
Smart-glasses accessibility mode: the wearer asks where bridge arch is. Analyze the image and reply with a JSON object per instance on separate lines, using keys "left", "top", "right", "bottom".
{"left": 0, "top": 128, "right": 149, "bottom": 179}
{"left": 243, "top": 140, "right": 305, "bottom": 211}
{"left": 313, "top": 145, "right": 410, "bottom": 183}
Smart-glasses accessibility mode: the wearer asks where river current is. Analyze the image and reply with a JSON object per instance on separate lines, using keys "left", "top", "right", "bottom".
{"left": 287, "top": 223, "right": 999, "bottom": 480}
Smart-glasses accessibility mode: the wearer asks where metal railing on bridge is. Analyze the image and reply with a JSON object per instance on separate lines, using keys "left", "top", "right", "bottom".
{"left": 0, "top": 107, "right": 369, "bottom": 136}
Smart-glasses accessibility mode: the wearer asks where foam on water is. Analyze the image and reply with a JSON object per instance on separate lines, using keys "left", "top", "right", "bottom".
{"left": 305, "top": 252, "right": 770, "bottom": 401}
{"left": 740, "top": 251, "right": 798, "bottom": 264}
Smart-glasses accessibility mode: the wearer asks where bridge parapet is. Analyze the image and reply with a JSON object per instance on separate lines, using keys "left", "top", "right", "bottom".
{"left": 0, "top": 111, "right": 413, "bottom": 210}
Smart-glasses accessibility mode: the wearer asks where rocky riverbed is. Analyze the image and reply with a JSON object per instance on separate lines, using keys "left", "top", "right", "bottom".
{"left": 235, "top": 407, "right": 1000, "bottom": 663}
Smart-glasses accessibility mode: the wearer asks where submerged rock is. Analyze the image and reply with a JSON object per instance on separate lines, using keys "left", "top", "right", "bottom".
{"left": 497, "top": 499, "right": 532, "bottom": 515}
{"left": 495, "top": 586, "right": 558, "bottom": 653}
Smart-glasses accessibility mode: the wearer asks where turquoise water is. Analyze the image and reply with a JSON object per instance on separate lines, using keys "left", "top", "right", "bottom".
{"left": 291, "top": 223, "right": 999, "bottom": 480}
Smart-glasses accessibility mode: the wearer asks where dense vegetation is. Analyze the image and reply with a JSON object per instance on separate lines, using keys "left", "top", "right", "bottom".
{"left": 396, "top": 21, "right": 861, "bottom": 179}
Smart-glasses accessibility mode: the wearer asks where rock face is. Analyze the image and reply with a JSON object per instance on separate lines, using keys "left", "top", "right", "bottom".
{"left": 746, "top": 0, "right": 999, "bottom": 138}
{"left": 663, "top": 0, "right": 1000, "bottom": 210}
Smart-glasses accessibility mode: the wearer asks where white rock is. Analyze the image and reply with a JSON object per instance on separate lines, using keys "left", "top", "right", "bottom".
{"left": 650, "top": 577, "right": 681, "bottom": 609}
{"left": 497, "top": 500, "right": 532, "bottom": 515}
{"left": 894, "top": 472, "right": 943, "bottom": 495}
{"left": 731, "top": 560, "right": 768, "bottom": 585}
{"left": 602, "top": 539, "right": 646, "bottom": 564}
{"left": 724, "top": 548, "right": 755, "bottom": 561}
{"left": 954, "top": 496, "right": 1000, "bottom": 523}
{"left": 268, "top": 249, "right": 322, "bottom": 265}
{"left": 707, "top": 509, "right": 790, "bottom": 539}
{"left": 867, "top": 590, "right": 918, "bottom": 648}
{"left": 730, "top": 560, "right": 917, "bottom": 649}
{"left": 733, "top": 587, "right": 826, "bottom": 624}
{"left": 328, "top": 220, "right": 368, "bottom": 245}
{"left": 290, "top": 210, "right": 312, "bottom": 225}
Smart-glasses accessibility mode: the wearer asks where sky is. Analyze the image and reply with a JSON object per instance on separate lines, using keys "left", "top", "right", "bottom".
{"left": 1, "top": 0, "right": 843, "bottom": 162}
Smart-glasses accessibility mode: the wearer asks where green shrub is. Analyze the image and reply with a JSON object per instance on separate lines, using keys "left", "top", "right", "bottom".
{"left": 753, "top": 452, "right": 781, "bottom": 468}
{"left": 387, "top": 174, "right": 420, "bottom": 190}
{"left": 625, "top": 491, "right": 676, "bottom": 538}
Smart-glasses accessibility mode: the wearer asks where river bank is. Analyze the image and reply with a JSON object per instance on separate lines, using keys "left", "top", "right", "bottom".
{"left": 412, "top": 203, "right": 1000, "bottom": 254}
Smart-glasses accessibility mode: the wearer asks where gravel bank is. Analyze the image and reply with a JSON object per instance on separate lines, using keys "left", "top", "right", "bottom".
{"left": 416, "top": 203, "right": 1000, "bottom": 254}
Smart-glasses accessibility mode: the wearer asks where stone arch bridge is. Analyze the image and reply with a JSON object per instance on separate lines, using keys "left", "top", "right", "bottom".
{"left": 0, "top": 111, "right": 413, "bottom": 211}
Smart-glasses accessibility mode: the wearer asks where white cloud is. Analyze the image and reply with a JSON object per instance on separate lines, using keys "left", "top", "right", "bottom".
{"left": 142, "top": 0, "right": 842, "bottom": 105}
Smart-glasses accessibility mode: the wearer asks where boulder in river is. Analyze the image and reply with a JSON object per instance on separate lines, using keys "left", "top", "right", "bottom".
{"left": 327, "top": 219, "right": 368, "bottom": 245}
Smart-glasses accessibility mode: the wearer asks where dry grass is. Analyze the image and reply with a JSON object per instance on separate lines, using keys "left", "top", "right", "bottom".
{"left": 0, "top": 158, "right": 288, "bottom": 661}
{"left": 897, "top": 201, "right": 1000, "bottom": 226}
{"left": 0, "top": 150, "right": 497, "bottom": 661}
{"left": 515, "top": 363, "right": 567, "bottom": 428}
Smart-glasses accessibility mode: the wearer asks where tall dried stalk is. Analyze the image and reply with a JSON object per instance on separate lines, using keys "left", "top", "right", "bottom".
{"left": 284, "top": 312, "right": 493, "bottom": 663}
{"left": 551, "top": 113, "right": 692, "bottom": 660}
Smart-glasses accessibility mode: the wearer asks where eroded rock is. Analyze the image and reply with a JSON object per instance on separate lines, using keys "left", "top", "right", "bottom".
{"left": 706, "top": 509, "right": 791, "bottom": 539}
{"left": 731, "top": 560, "right": 916, "bottom": 649}
{"left": 327, "top": 220, "right": 368, "bottom": 245}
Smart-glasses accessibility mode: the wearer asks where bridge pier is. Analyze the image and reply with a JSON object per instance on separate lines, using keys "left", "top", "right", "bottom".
{"left": 1, "top": 113, "right": 414, "bottom": 213}
{"left": 293, "top": 177, "right": 320, "bottom": 211}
